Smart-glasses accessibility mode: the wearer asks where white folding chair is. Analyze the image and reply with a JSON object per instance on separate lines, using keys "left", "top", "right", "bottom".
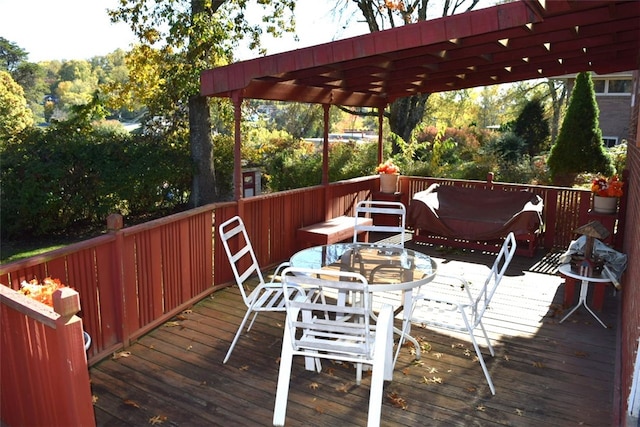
{"left": 219, "top": 215, "right": 301, "bottom": 364}
{"left": 353, "top": 200, "right": 406, "bottom": 247}
{"left": 402, "top": 232, "right": 517, "bottom": 395}
{"left": 273, "top": 267, "right": 394, "bottom": 427}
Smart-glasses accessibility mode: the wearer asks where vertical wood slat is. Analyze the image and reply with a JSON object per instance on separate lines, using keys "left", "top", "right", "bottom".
{"left": 1, "top": 287, "right": 95, "bottom": 426}
{"left": 1, "top": 175, "right": 606, "bottom": 373}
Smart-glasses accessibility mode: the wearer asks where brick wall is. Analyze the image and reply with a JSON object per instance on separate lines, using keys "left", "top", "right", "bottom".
{"left": 619, "top": 70, "right": 640, "bottom": 425}
{"left": 597, "top": 95, "right": 633, "bottom": 142}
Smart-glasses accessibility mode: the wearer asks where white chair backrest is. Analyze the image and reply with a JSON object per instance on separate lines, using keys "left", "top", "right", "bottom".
{"left": 470, "top": 232, "right": 517, "bottom": 325}
{"left": 354, "top": 200, "right": 406, "bottom": 247}
{"left": 281, "top": 267, "right": 373, "bottom": 361}
{"left": 219, "top": 216, "right": 265, "bottom": 305}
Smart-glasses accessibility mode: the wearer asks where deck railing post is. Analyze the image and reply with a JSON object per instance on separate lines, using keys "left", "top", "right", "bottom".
{"left": 53, "top": 287, "right": 95, "bottom": 426}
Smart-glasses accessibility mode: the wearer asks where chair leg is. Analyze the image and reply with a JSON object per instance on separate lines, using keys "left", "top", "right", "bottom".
{"left": 368, "top": 305, "right": 393, "bottom": 427}
{"left": 223, "top": 307, "right": 254, "bottom": 364}
{"left": 461, "top": 313, "right": 496, "bottom": 395}
{"left": 478, "top": 320, "right": 495, "bottom": 357}
{"left": 273, "top": 327, "right": 294, "bottom": 426}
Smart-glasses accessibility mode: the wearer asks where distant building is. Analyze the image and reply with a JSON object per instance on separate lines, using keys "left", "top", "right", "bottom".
{"left": 559, "top": 72, "right": 635, "bottom": 147}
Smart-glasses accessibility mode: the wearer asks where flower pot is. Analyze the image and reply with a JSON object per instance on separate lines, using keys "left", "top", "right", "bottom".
{"left": 379, "top": 173, "right": 399, "bottom": 193}
{"left": 592, "top": 195, "right": 617, "bottom": 214}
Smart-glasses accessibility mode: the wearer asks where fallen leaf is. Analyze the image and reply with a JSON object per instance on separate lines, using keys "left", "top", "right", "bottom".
{"left": 92, "top": 395, "right": 99, "bottom": 404}
{"left": 336, "top": 383, "right": 350, "bottom": 393}
{"left": 574, "top": 351, "right": 589, "bottom": 358}
{"left": 182, "top": 309, "right": 193, "bottom": 314}
{"left": 309, "top": 382, "right": 320, "bottom": 390}
{"left": 175, "top": 314, "right": 187, "bottom": 321}
{"left": 112, "top": 351, "right": 131, "bottom": 360}
{"left": 476, "top": 405, "right": 486, "bottom": 412}
{"left": 433, "top": 352, "right": 443, "bottom": 359}
{"left": 401, "top": 367, "right": 410, "bottom": 375}
{"left": 465, "top": 386, "right": 477, "bottom": 393}
{"left": 149, "top": 415, "right": 167, "bottom": 425}
{"left": 515, "top": 408, "right": 525, "bottom": 416}
{"left": 411, "top": 360, "right": 424, "bottom": 367}
{"left": 427, "top": 367, "right": 438, "bottom": 374}
{"left": 503, "top": 355, "right": 510, "bottom": 361}
{"left": 164, "top": 321, "right": 180, "bottom": 327}
{"left": 532, "top": 361, "right": 544, "bottom": 368}
{"left": 185, "top": 345, "right": 192, "bottom": 351}
{"left": 239, "top": 365, "right": 249, "bottom": 371}
{"left": 124, "top": 399, "right": 140, "bottom": 408}
{"left": 325, "top": 367, "right": 336, "bottom": 377}
{"left": 386, "top": 392, "right": 408, "bottom": 410}
{"left": 314, "top": 406, "right": 325, "bottom": 414}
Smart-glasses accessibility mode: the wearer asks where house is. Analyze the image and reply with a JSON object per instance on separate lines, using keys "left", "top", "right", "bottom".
{"left": 559, "top": 71, "right": 635, "bottom": 146}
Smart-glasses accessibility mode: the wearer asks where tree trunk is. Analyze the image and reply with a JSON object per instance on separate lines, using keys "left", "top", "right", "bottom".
{"left": 388, "top": 93, "right": 430, "bottom": 153}
{"left": 189, "top": 95, "right": 217, "bottom": 207}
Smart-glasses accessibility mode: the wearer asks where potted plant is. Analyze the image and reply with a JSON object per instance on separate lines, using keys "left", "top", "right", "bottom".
{"left": 591, "top": 175, "right": 623, "bottom": 214}
{"left": 376, "top": 159, "right": 400, "bottom": 193}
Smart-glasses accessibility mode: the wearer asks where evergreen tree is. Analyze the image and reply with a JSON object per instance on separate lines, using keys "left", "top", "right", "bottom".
{"left": 547, "top": 72, "right": 613, "bottom": 185}
{"left": 513, "top": 98, "right": 549, "bottom": 157}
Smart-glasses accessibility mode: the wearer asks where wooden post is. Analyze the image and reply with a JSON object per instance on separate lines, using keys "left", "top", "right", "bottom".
{"left": 53, "top": 288, "right": 95, "bottom": 426}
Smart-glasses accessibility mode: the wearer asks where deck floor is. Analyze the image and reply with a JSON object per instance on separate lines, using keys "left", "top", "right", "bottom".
{"left": 90, "top": 238, "right": 619, "bottom": 426}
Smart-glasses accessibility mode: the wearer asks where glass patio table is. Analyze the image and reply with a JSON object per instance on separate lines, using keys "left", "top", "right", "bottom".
{"left": 290, "top": 243, "right": 437, "bottom": 363}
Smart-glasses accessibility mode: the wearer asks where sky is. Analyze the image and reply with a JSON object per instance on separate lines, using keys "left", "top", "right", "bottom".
{"left": 1, "top": 0, "right": 496, "bottom": 64}
{"left": 0, "top": 0, "right": 371, "bottom": 63}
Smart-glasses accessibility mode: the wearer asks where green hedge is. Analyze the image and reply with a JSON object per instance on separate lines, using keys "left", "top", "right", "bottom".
{"left": 1, "top": 123, "right": 191, "bottom": 238}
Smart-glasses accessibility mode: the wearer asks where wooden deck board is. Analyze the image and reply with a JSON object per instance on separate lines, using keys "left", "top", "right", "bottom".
{"left": 91, "top": 238, "right": 618, "bottom": 426}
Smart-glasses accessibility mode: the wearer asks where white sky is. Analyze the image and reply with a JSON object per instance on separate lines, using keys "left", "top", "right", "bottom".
{"left": 0, "top": 0, "right": 496, "bottom": 63}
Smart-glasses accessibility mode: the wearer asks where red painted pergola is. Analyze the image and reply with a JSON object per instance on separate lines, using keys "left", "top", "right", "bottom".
{"left": 200, "top": 0, "right": 640, "bottom": 199}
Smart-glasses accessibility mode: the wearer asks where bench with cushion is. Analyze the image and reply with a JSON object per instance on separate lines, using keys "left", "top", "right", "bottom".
{"left": 407, "top": 184, "right": 543, "bottom": 257}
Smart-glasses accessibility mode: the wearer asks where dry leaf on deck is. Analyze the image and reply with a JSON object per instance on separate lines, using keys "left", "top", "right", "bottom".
{"left": 123, "top": 399, "right": 140, "bottom": 408}
{"left": 148, "top": 415, "right": 167, "bottom": 425}
{"left": 386, "top": 392, "right": 408, "bottom": 409}
{"left": 164, "top": 321, "right": 181, "bottom": 327}
{"left": 336, "top": 383, "right": 350, "bottom": 393}
{"left": 112, "top": 351, "right": 132, "bottom": 360}
{"left": 532, "top": 361, "right": 544, "bottom": 368}
{"left": 309, "top": 382, "right": 320, "bottom": 390}
{"left": 239, "top": 365, "right": 249, "bottom": 371}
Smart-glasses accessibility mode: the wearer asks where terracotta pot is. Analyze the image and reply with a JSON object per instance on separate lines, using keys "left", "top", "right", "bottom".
{"left": 592, "top": 195, "right": 617, "bottom": 214}
{"left": 379, "top": 173, "right": 398, "bottom": 193}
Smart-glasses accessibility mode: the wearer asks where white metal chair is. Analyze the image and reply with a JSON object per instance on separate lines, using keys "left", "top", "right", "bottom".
{"left": 402, "top": 232, "right": 517, "bottom": 395}
{"left": 353, "top": 200, "right": 406, "bottom": 247}
{"left": 273, "top": 267, "right": 394, "bottom": 427}
{"left": 219, "top": 215, "right": 301, "bottom": 364}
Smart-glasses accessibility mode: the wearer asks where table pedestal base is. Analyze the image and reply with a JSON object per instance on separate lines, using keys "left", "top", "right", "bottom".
{"left": 560, "top": 279, "right": 607, "bottom": 328}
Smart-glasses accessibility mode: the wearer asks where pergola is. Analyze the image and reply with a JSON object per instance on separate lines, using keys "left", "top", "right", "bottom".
{"left": 200, "top": 0, "right": 640, "bottom": 199}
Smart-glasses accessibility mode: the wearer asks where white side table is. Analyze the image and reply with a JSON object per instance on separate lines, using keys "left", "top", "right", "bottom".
{"left": 558, "top": 263, "right": 611, "bottom": 328}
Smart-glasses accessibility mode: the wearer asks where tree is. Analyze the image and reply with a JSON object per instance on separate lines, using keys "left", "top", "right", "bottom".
{"left": 513, "top": 98, "right": 549, "bottom": 157}
{"left": 0, "top": 70, "right": 34, "bottom": 142}
{"left": 109, "top": 0, "right": 296, "bottom": 206}
{"left": 547, "top": 72, "right": 613, "bottom": 185}
{"left": 337, "top": 0, "right": 480, "bottom": 152}
{"left": 0, "top": 37, "right": 27, "bottom": 73}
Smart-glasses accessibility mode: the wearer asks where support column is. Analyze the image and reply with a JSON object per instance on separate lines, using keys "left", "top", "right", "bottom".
{"left": 377, "top": 108, "right": 384, "bottom": 164}
{"left": 232, "top": 91, "right": 243, "bottom": 202}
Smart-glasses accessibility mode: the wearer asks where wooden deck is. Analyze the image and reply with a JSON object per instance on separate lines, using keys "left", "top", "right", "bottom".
{"left": 90, "top": 237, "right": 619, "bottom": 426}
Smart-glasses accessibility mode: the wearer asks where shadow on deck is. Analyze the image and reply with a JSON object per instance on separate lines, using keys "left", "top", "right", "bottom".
{"left": 90, "top": 235, "right": 619, "bottom": 426}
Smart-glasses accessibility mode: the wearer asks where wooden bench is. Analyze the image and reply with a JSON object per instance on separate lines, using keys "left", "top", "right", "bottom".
{"left": 296, "top": 216, "right": 373, "bottom": 249}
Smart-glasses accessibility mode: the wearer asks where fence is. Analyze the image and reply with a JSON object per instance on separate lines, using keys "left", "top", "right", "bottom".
{"left": 0, "top": 174, "right": 625, "bottom": 425}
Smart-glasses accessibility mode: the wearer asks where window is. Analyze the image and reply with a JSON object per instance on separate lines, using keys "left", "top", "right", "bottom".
{"left": 608, "top": 79, "right": 632, "bottom": 94}
{"left": 603, "top": 137, "right": 618, "bottom": 148}
{"left": 593, "top": 78, "right": 632, "bottom": 95}
{"left": 593, "top": 80, "right": 606, "bottom": 93}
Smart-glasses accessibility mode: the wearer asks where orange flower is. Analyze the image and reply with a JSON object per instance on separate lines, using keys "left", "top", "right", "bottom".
{"left": 375, "top": 160, "right": 400, "bottom": 174}
{"left": 591, "top": 175, "right": 623, "bottom": 197}
{"left": 19, "top": 277, "right": 67, "bottom": 307}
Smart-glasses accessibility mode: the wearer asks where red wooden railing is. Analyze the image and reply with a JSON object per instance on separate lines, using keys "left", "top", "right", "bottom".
{"left": 0, "top": 174, "right": 627, "bottom": 426}
{"left": 0, "top": 286, "right": 94, "bottom": 426}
